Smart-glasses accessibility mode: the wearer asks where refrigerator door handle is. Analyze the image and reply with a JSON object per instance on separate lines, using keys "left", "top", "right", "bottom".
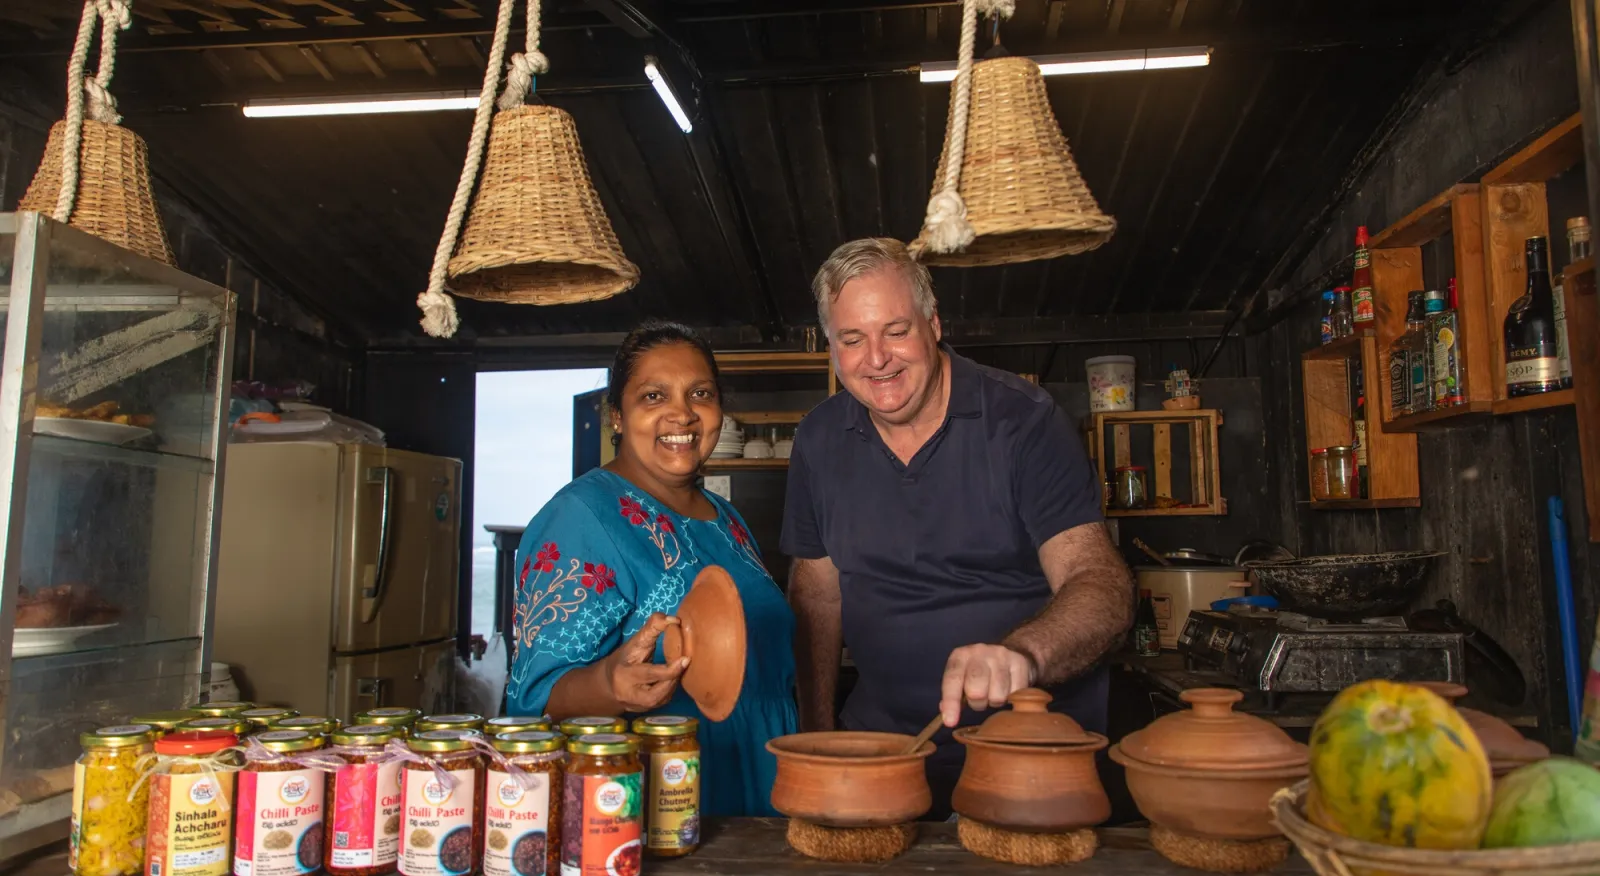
{"left": 362, "top": 465, "right": 397, "bottom": 622}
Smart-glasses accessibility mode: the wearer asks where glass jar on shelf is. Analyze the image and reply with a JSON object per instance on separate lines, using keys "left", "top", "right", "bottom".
{"left": 1309, "top": 448, "right": 1331, "bottom": 500}
{"left": 1326, "top": 446, "right": 1357, "bottom": 500}
{"left": 1113, "top": 465, "right": 1148, "bottom": 510}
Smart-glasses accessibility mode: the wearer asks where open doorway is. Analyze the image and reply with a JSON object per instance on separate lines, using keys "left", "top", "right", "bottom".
{"left": 472, "top": 368, "right": 609, "bottom": 643}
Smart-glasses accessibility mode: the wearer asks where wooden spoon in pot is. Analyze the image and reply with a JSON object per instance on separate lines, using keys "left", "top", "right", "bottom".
{"left": 902, "top": 713, "right": 945, "bottom": 755}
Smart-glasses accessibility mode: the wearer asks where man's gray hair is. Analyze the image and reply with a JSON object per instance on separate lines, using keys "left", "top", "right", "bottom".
{"left": 811, "top": 237, "right": 936, "bottom": 335}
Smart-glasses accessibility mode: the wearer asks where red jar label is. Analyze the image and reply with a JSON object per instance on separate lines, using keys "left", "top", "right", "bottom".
{"left": 331, "top": 761, "right": 403, "bottom": 869}
{"left": 559, "top": 773, "right": 640, "bottom": 876}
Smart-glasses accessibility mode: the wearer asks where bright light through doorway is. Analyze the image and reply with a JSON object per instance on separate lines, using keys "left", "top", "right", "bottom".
{"left": 472, "top": 368, "right": 608, "bottom": 638}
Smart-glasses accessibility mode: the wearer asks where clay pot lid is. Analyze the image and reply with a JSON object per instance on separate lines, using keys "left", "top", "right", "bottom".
{"left": 1116, "top": 688, "right": 1306, "bottom": 771}
{"left": 1415, "top": 682, "right": 1551, "bottom": 764}
{"left": 663, "top": 565, "right": 746, "bottom": 722}
{"left": 955, "top": 689, "right": 1101, "bottom": 746}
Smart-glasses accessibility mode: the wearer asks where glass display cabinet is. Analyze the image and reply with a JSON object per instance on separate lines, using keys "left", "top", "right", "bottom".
{"left": 0, "top": 212, "right": 236, "bottom": 858}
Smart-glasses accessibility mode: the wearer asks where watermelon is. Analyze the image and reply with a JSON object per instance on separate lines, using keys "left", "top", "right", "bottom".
{"left": 1307, "top": 680, "right": 1492, "bottom": 849}
{"left": 1483, "top": 756, "right": 1600, "bottom": 848}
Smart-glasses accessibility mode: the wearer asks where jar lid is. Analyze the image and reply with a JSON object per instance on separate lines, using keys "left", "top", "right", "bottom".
{"left": 358, "top": 707, "right": 421, "bottom": 725}
{"left": 240, "top": 707, "right": 298, "bottom": 726}
{"left": 631, "top": 716, "right": 699, "bottom": 737}
{"left": 1114, "top": 688, "right": 1306, "bottom": 771}
{"left": 408, "top": 729, "right": 480, "bottom": 752}
{"left": 156, "top": 730, "right": 238, "bottom": 756}
{"left": 1310, "top": 448, "right": 1329, "bottom": 456}
{"left": 567, "top": 733, "right": 637, "bottom": 756}
{"left": 193, "top": 701, "right": 254, "bottom": 717}
{"left": 486, "top": 715, "right": 551, "bottom": 735}
{"left": 956, "top": 689, "right": 1100, "bottom": 746}
{"left": 331, "top": 724, "right": 399, "bottom": 747}
{"left": 275, "top": 716, "right": 337, "bottom": 734}
{"left": 255, "top": 729, "right": 322, "bottom": 753}
{"left": 81, "top": 724, "right": 157, "bottom": 749}
{"left": 560, "top": 717, "right": 626, "bottom": 736}
{"left": 492, "top": 731, "right": 566, "bottom": 754}
{"left": 1569, "top": 216, "right": 1590, "bottom": 230}
{"left": 129, "top": 710, "right": 199, "bottom": 730}
{"left": 182, "top": 717, "right": 250, "bottom": 736}
{"left": 415, "top": 714, "right": 485, "bottom": 733}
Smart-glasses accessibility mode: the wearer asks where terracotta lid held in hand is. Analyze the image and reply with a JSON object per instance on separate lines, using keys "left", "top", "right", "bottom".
{"left": 959, "top": 688, "right": 1100, "bottom": 746}
{"left": 664, "top": 565, "right": 747, "bottom": 723}
{"left": 1116, "top": 688, "right": 1306, "bottom": 771}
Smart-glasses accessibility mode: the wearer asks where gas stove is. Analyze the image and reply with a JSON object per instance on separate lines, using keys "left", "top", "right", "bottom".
{"left": 1176, "top": 607, "right": 1466, "bottom": 694}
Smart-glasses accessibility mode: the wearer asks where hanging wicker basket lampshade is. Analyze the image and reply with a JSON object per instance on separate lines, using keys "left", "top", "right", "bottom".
{"left": 446, "top": 105, "right": 638, "bottom": 304}
{"left": 910, "top": 55, "right": 1115, "bottom": 267}
{"left": 19, "top": 1, "right": 174, "bottom": 266}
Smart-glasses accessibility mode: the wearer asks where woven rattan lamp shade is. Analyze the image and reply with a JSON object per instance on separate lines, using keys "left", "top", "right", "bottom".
{"left": 18, "top": 118, "right": 175, "bottom": 266}
{"left": 446, "top": 104, "right": 639, "bottom": 304}
{"left": 911, "top": 56, "right": 1115, "bottom": 267}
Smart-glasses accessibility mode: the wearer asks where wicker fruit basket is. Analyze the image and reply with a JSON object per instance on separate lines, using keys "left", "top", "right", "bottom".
{"left": 1270, "top": 781, "right": 1600, "bottom": 876}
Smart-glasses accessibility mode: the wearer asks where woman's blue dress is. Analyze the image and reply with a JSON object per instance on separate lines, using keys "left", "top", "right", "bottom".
{"left": 506, "top": 468, "right": 798, "bottom": 817}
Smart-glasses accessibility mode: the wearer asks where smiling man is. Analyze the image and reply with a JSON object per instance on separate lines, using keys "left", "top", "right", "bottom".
{"left": 780, "top": 237, "right": 1135, "bottom": 821}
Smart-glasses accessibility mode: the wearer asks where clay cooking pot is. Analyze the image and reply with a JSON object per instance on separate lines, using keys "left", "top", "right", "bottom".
{"left": 951, "top": 688, "right": 1111, "bottom": 832}
{"left": 1109, "top": 688, "right": 1307, "bottom": 841}
{"left": 1415, "top": 681, "right": 1549, "bottom": 777}
{"left": 766, "top": 731, "right": 935, "bottom": 827}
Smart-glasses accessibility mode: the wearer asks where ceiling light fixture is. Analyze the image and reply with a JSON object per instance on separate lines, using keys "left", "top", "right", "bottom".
{"left": 242, "top": 91, "right": 479, "bottom": 118}
{"left": 644, "top": 56, "right": 693, "bottom": 133}
{"left": 918, "top": 46, "right": 1211, "bottom": 83}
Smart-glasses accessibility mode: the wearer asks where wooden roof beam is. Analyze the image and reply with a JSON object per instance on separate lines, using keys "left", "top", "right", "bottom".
{"left": 351, "top": 41, "right": 387, "bottom": 77}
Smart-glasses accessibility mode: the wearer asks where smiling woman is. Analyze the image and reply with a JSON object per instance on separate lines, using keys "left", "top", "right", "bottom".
{"left": 505, "top": 321, "right": 800, "bottom": 818}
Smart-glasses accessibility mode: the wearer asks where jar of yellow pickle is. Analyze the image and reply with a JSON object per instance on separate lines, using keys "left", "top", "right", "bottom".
{"left": 71, "top": 724, "right": 156, "bottom": 876}
{"left": 129, "top": 711, "right": 198, "bottom": 738}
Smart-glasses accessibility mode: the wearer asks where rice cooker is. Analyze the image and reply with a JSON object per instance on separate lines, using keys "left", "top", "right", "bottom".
{"left": 1136, "top": 565, "right": 1251, "bottom": 650}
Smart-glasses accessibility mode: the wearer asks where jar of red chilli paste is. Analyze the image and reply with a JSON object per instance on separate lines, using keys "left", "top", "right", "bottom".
{"left": 143, "top": 730, "right": 241, "bottom": 876}
{"left": 482, "top": 731, "right": 564, "bottom": 876}
{"left": 236, "top": 730, "right": 331, "bottom": 876}
{"left": 561, "top": 734, "right": 641, "bottom": 876}
{"left": 325, "top": 724, "right": 405, "bottom": 876}
{"left": 399, "top": 730, "right": 486, "bottom": 876}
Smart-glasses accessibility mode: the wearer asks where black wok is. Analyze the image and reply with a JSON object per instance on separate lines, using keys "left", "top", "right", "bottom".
{"left": 1242, "top": 551, "right": 1444, "bottom": 621}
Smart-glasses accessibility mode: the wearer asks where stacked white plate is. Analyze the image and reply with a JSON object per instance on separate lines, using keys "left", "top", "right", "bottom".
{"left": 712, "top": 416, "right": 745, "bottom": 458}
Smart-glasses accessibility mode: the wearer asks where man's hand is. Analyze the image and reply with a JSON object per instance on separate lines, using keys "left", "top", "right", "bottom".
{"left": 939, "top": 643, "right": 1036, "bottom": 726}
{"left": 602, "top": 613, "right": 689, "bottom": 712}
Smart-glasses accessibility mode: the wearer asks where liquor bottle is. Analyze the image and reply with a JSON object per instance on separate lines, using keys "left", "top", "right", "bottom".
{"left": 1353, "top": 227, "right": 1374, "bottom": 324}
{"left": 1134, "top": 589, "right": 1161, "bottom": 657}
{"left": 1351, "top": 355, "right": 1368, "bottom": 498}
{"left": 1332, "top": 285, "right": 1354, "bottom": 338}
{"left": 1504, "top": 236, "right": 1562, "bottom": 397}
{"left": 1432, "top": 278, "right": 1465, "bottom": 407}
{"left": 1410, "top": 290, "right": 1442, "bottom": 414}
{"left": 1388, "top": 290, "right": 1424, "bottom": 418}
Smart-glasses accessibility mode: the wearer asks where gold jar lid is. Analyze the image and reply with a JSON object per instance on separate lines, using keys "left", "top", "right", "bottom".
{"left": 130, "top": 710, "right": 200, "bottom": 731}
{"left": 255, "top": 729, "right": 323, "bottom": 753}
{"left": 492, "top": 731, "right": 565, "bottom": 755}
{"left": 408, "top": 729, "right": 479, "bottom": 753}
{"left": 81, "top": 724, "right": 157, "bottom": 749}
{"left": 181, "top": 717, "right": 250, "bottom": 736}
{"left": 357, "top": 707, "right": 422, "bottom": 726}
{"left": 631, "top": 716, "right": 698, "bottom": 737}
{"left": 331, "top": 724, "right": 400, "bottom": 747}
{"left": 193, "top": 701, "right": 254, "bottom": 718}
{"left": 559, "top": 717, "right": 626, "bottom": 737}
{"left": 240, "top": 707, "right": 298, "bottom": 727}
{"left": 567, "top": 733, "right": 637, "bottom": 756}
{"left": 486, "top": 715, "right": 551, "bottom": 735}
{"left": 275, "top": 716, "right": 337, "bottom": 735}
{"left": 415, "top": 714, "right": 485, "bottom": 733}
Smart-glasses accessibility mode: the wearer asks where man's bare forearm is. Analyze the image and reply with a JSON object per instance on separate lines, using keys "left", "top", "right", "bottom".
{"left": 789, "top": 557, "right": 843, "bottom": 732}
{"left": 1002, "top": 523, "right": 1134, "bottom": 687}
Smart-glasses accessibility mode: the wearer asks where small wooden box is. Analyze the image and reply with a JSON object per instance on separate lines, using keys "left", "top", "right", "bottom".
{"left": 1089, "top": 409, "right": 1226, "bottom": 517}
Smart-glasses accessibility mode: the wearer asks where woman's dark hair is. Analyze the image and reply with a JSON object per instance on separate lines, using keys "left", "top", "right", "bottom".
{"left": 607, "top": 321, "right": 723, "bottom": 445}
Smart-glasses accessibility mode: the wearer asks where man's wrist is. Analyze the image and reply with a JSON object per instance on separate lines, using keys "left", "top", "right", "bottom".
{"left": 1000, "top": 638, "right": 1041, "bottom": 686}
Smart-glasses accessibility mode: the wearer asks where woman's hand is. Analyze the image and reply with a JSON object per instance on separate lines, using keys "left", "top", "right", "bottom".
{"left": 601, "top": 613, "right": 690, "bottom": 712}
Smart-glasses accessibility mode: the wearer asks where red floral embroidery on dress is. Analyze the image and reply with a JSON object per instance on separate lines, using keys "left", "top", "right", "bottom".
{"left": 533, "top": 542, "right": 560, "bottom": 573}
{"left": 582, "top": 562, "right": 617, "bottom": 594}
{"left": 656, "top": 513, "right": 675, "bottom": 534}
{"left": 619, "top": 496, "right": 648, "bottom": 526}
{"left": 730, "top": 519, "right": 751, "bottom": 547}
{"left": 515, "top": 541, "right": 589, "bottom": 651}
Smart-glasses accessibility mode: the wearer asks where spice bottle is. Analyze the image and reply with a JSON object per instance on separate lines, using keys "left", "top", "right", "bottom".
{"left": 193, "top": 702, "right": 254, "bottom": 719}
{"left": 561, "top": 734, "right": 642, "bottom": 876}
{"left": 275, "top": 716, "right": 338, "bottom": 737}
{"left": 239, "top": 708, "right": 298, "bottom": 732}
{"left": 72, "top": 724, "right": 157, "bottom": 876}
{"left": 415, "top": 714, "right": 486, "bottom": 735}
{"left": 399, "top": 730, "right": 486, "bottom": 876}
{"left": 143, "top": 730, "right": 242, "bottom": 876}
{"left": 483, "top": 732, "right": 565, "bottom": 876}
{"left": 485, "top": 716, "right": 552, "bottom": 737}
{"left": 236, "top": 730, "right": 333, "bottom": 876}
{"left": 557, "top": 718, "right": 625, "bottom": 739}
{"left": 324, "top": 725, "right": 405, "bottom": 876}
{"left": 631, "top": 717, "right": 700, "bottom": 857}
{"left": 357, "top": 708, "right": 422, "bottom": 737}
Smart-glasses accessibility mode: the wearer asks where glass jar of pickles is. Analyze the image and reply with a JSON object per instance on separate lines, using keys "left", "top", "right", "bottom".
{"left": 399, "top": 730, "right": 486, "bottom": 876}
{"left": 236, "top": 730, "right": 329, "bottom": 876}
{"left": 239, "top": 707, "right": 298, "bottom": 730}
{"left": 71, "top": 724, "right": 156, "bottom": 876}
{"left": 557, "top": 717, "right": 624, "bottom": 739}
{"left": 483, "top": 731, "right": 565, "bottom": 876}
{"left": 562, "top": 734, "right": 641, "bottom": 876}
{"left": 324, "top": 725, "right": 405, "bottom": 876}
{"left": 144, "top": 730, "right": 241, "bottom": 876}
{"left": 357, "top": 707, "right": 422, "bottom": 736}
{"left": 632, "top": 716, "right": 700, "bottom": 857}
{"left": 485, "top": 715, "right": 551, "bottom": 737}
{"left": 129, "top": 711, "right": 198, "bottom": 737}
{"left": 415, "top": 714, "right": 485, "bottom": 735}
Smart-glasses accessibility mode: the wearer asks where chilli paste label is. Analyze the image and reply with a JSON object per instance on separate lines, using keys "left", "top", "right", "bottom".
{"left": 645, "top": 753, "right": 700, "bottom": 851}
{"left": 331, "top": 760, "right": 404, "bottom": 869}
{"left": 484, "top": 768, "right": 550, "bottom": 876}
{"left": 146, "top": 771, "right": 236, "bottom": 876}
{"left": 559, "top": 773, "right": 640, "bottom": 876}
{"left": 399, "top": 768, "right": 476, "bottom": 876}
{"left": 235, "top": 768, "right": 325, "bottom": 876}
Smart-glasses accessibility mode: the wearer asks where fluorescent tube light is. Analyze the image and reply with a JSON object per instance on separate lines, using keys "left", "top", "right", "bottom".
{"left": 644, "top": 57, "right": 693, "bottom": 133}
{"left": 919, "top": 46, "right": 1210, "bottom": 82}
{"left": 243, "top": 91, "right": 478, "bottom": 118}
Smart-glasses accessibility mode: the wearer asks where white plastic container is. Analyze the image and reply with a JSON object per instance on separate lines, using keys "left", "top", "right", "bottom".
{"left": 1086, "top": 355, "right": 1137, "bottom": 412}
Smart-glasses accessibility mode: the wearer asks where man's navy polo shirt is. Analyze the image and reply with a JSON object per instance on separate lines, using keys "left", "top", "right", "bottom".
{"left": 780, "top": 345, "right": 1110, "bottom": 740}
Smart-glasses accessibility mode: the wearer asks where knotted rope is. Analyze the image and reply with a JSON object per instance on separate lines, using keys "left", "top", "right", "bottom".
{"left": 920, "top": 0, "right": 1015, "bottom": 255}
{"left": 56, "top": 0, "right": 132, "bottom": 224}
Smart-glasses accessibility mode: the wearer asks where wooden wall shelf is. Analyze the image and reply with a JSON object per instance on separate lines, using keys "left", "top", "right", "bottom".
{"left": 1385, "top": 401, "right": 1494, "bottom": 432}
{"left": 1089, "top": 409, "right": 1226, "bottom": 516}
{"left": 1300, "top": 335, "right": 1420, "bottom": 505}
{"left": 1568, "top": 259, "right": 1600, "bottom": 540}
{"left": 1303, "top": 333, "right": 1370, "bottom": 361}
{"left": 703, "top": 458, "right": 788, "bottom": 472}
{"left": 1491, "top": 388, "right": 1575, "bottom": 415}
{"left": 715, "top": 350, "right": 839, "bottom": 396}
{"left": 1311, "top": 498, "right": 1424, "bottom": 511}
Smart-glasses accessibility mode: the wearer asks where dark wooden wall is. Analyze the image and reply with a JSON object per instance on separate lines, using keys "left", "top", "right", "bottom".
{"left": 1257, "top": 0, "right": 1595, "bottom": 748}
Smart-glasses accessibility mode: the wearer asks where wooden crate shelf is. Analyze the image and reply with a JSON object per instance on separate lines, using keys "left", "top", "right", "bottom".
{"left": 1385, "top": 401, "right": 1493, "bottom": 432}
{"left": 714, "top": 349, "right": 839, "bottom": 397}
{"left": 1491, "top": 388, "right": 1575, "bottom": 415}
{"left": 725, "top": 410, "right": 808, "bottom": 425}
{"left": 1088, "top": 409, "right": 1225, "bottom": 516}
{"left": 1303, "top": 333, "right": 1371, "bottom": 361}
{"left": 1311, "top": 498, "right": 1424, "bottom": 511}
{"left": 1299, "top": 335, "right": 1420, "bottom": 505}
{"left": 703, "top": 458, "right": 789, "bottom": 472}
